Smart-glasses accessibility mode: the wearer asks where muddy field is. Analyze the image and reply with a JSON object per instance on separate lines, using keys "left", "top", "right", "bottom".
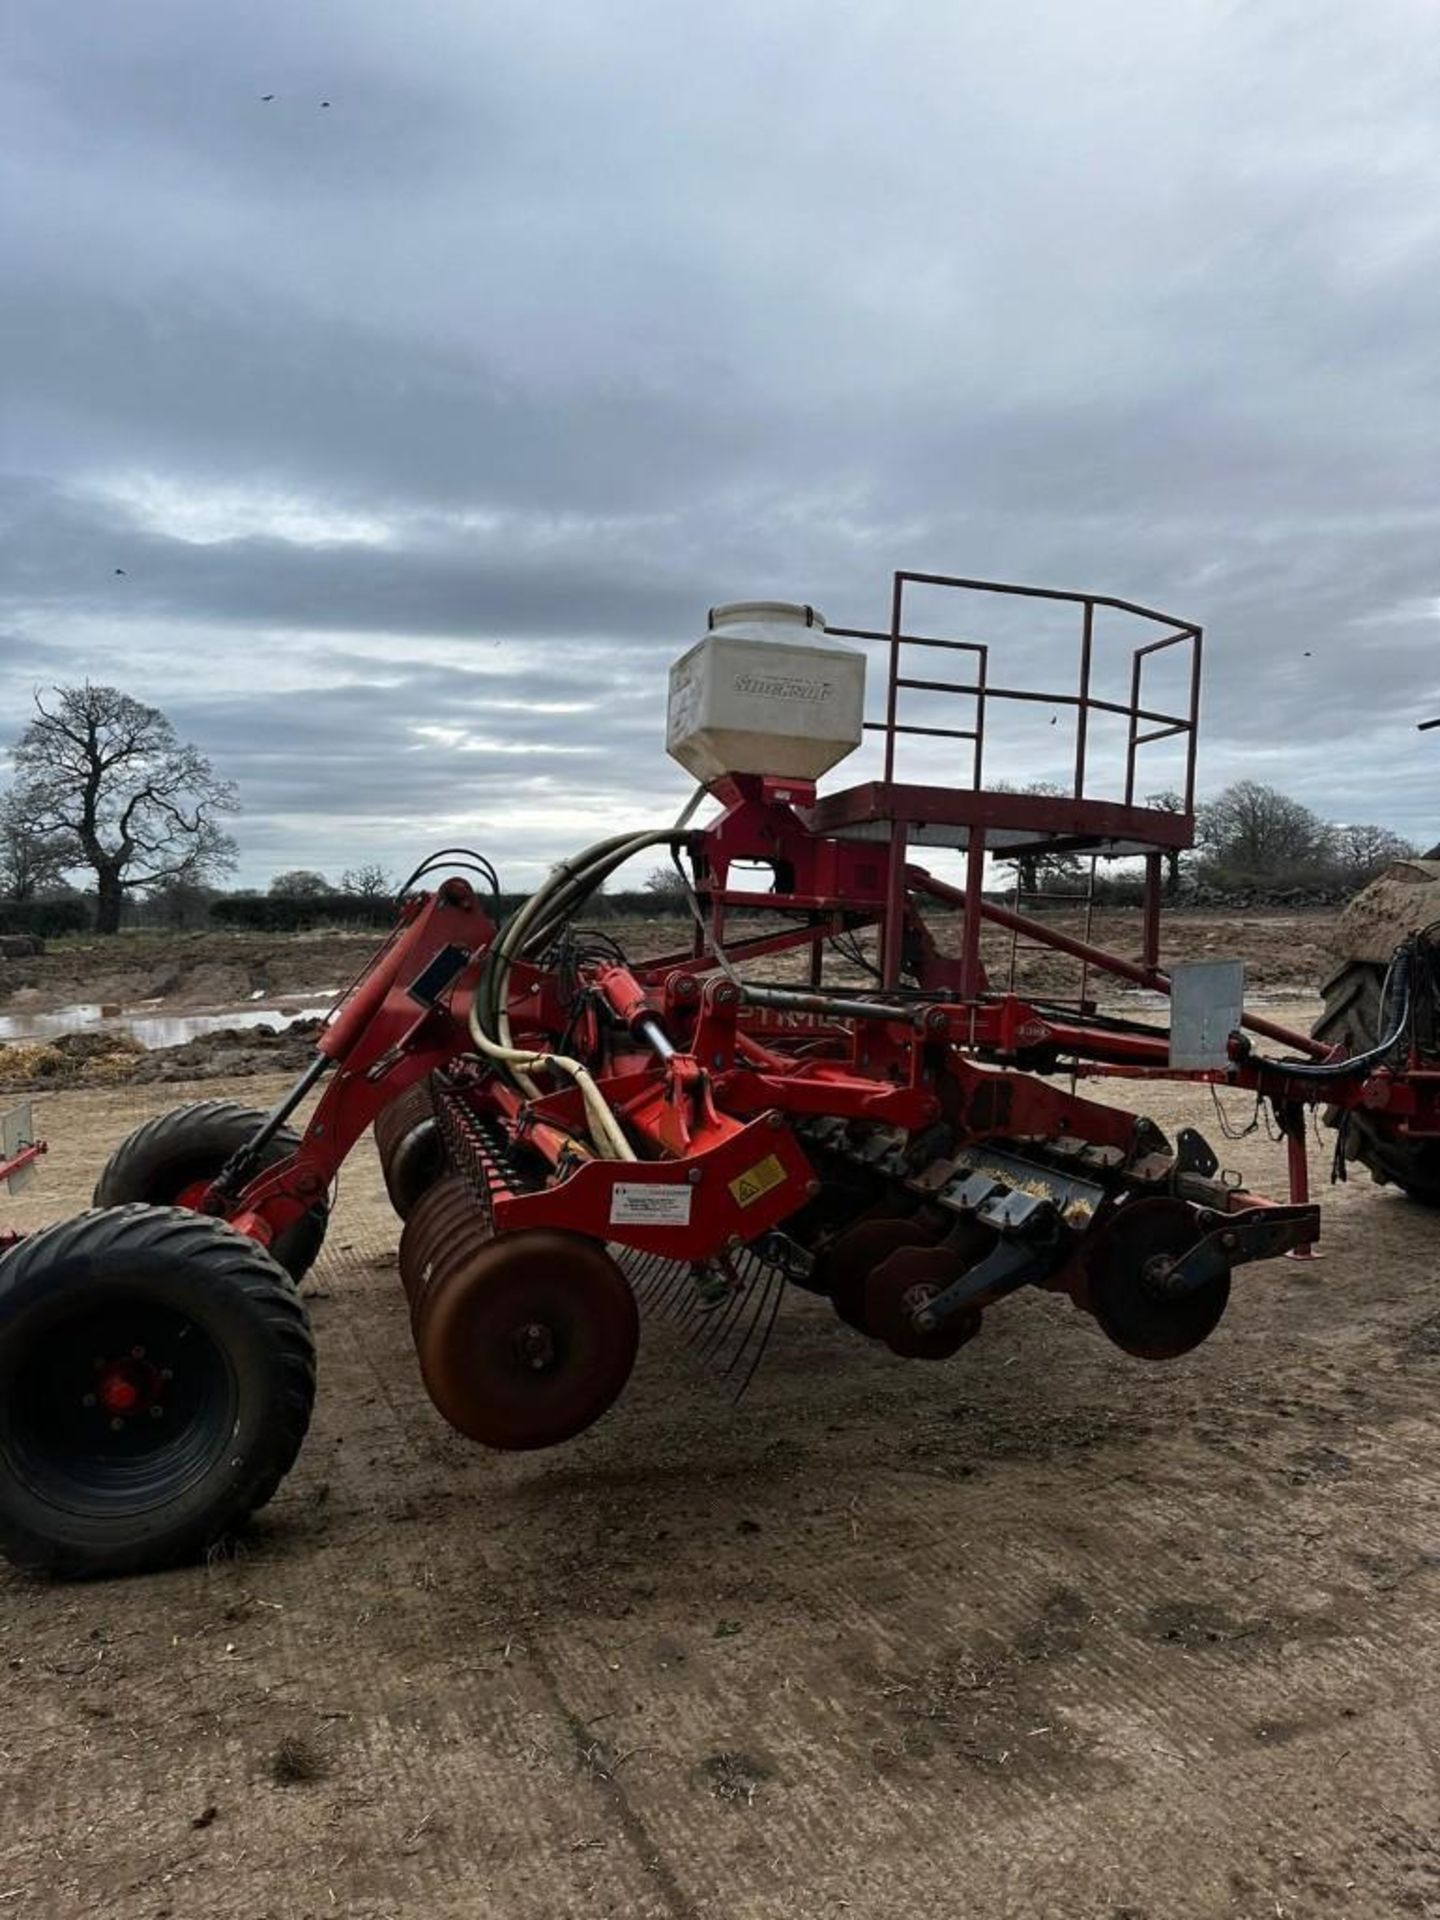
{"left": 5, "top": 1016, "right": 1440, "bottom": 1920}
{"left": 0, "top": 911, "right": 1339, "bottom": 1094}
{"left": 0, "top": 912, "right": 1339, "bottom": 1014}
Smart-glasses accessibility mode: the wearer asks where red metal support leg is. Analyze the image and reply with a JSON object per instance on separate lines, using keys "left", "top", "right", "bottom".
{"left": 1282, "top": 1105, "right": 1322, "bottom": 1262}
{"left": 881, "top": 822, "right": 909, "bottom": 988}
{"left": 959, "top": 830, "right": 987, "bottom": 1002}
{"left": 1142, "top": 853, "right": 1163, "bottom": 972}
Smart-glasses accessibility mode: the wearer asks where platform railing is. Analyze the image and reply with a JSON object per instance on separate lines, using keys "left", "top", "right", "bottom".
{"left": 830, "top": 571, "right": 1202, "bottom": 816}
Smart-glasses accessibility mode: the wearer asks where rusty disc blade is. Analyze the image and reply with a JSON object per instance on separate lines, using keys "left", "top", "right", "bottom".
{"left": 1083, "top": 1196, "right": 1229, "bottom": 1360}
{"left": 374, "top": 1076, "right": 435, "bottom": 1163}
{"left": 397, "top": 1172, "right": 477, "bottom": 1313}
{"left": 815, "top": 1217, "right": 936, "bottom": 1332}
{"left": 417, "top": 1229, "right": 638, "bottom": 1449}
{"left": 863, "top": 1245, "right": 981, "bottom": 1360}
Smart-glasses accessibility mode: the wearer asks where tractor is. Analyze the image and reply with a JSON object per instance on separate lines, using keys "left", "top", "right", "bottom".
{"left": 1, "top": 572, "right": 1436, "bottom": 1579}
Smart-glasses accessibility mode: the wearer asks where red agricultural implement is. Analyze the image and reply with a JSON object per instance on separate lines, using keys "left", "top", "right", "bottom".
{"left": 2, "top": 572, "right": 1437, "bottom": 1578}
{"left": 0, "top": 1102, "right": 46, "bottom": 1255}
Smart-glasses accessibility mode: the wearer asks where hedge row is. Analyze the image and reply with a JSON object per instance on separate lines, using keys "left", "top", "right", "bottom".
{"left": 0, "top": 897, "right": 90, "bottom": 937}
{"left": 210, "top": 892, "right": 400, "bottom": 932}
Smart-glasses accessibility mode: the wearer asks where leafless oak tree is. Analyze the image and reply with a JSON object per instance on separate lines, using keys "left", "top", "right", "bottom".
{"left": 0, "top": 790, "right": 75, "bottom": 901}
{"left": 11, "top": 684, "right": 238, "bottom": 934}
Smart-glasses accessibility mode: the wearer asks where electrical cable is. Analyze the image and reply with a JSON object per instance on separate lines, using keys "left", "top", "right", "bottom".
{"left": 1210, "top": 1082, "right": 1264, "bottom": 1142}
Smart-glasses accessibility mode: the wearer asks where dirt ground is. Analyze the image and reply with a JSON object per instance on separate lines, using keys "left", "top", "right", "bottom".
{"left": 0, "top": 909, "right": 1340, "bottom": 1017}
{"left": 5, "top": 1010, "right": 1440, "bottom": 1920}
{"left": 0, "top": 910, "right": 1338, "bottom": 1097}
{"left": 0, "top": 930, "right": 380, "bottom": 1015}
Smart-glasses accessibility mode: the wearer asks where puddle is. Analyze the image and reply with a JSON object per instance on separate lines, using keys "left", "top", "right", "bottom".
{"left": 0, "top": 1001, "right": 336, "bottom": 1051}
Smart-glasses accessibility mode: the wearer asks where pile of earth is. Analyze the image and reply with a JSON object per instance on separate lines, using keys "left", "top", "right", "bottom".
{"left": 0, "top": 1019, "right": 322, "bottom": 1091}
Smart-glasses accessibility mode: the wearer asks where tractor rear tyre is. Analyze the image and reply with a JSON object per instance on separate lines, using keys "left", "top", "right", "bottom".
{"left": 0, "top": 1205, "right": 315, "bottom": 1579}
{"left": 1314, "top": 961, "right": 1440, "bottom": 1206}
{"left": 94, "top": 1099, "right": 328, "bottom": 1280}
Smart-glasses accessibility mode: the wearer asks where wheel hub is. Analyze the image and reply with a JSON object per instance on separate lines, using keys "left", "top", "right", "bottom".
{"left": 513, "top": 1321, "right": 556, "bottom": 1372}
{"left": 91, "top": 1349, "right": 169, "bottom": 1420}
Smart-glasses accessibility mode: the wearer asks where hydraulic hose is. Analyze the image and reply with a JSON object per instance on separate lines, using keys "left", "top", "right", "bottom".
{"left": 1234, "top": 944, "right": 1413, "bottom": 1081}
{"left": 463, "top": 1019, "right": 637, "bottom": 1161}
{"left": 466, "top": 788, "right": 707, "bottom": 1157}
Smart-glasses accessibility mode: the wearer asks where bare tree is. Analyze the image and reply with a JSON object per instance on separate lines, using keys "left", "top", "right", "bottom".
{"left": 643, "top": 864, "right": 688, "bottom": 901}
{"left": 270, "top": 869, "right": 332, "bottom": 898}
{"left": 339, "top": 862, "right": 392, "bottom": 899}
{"left": 992, "top": 782, "right": 1083, "bottom": 897}
{"left": 0, "top": 789, "right": 76, "bottom": 900}
{"left": 1194, "top": 781, "right": 1328, "bottom": 884}
{"left": 1326, "top": 822, "right": 1417, "bottom": 888}
{"left": 11, "top": 685, "right": 238, "bottom": 934}
{"left": 1144, "top": 788, "right": 1186, "bottom": 896}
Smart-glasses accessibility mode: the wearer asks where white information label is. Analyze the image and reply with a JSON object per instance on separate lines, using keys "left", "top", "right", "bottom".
{"left": 610, "top": 1183, "right": 693, "bottom": 1227}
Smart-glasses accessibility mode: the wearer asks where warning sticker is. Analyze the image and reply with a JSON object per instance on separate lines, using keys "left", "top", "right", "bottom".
{"left": 728, "top": 1153, "right": 788, "bottom": 1209}
{"left": 610, "top": 1183, "right": 693, "bottom": 1228}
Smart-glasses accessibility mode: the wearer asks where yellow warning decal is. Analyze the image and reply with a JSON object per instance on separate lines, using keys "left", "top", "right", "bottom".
{"left": 729, "top": 1153, "right": 788, "bottom": 1209}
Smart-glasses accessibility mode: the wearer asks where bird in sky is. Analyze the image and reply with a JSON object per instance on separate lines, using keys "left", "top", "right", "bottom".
{"left": 320, "top": 100, "right": 331, "bottom": 108}
{"left": 114, "top": 567, "right": 126, "bottom": 576}
{"left": 261, "top": 93, "right": 275, "bottom": 102}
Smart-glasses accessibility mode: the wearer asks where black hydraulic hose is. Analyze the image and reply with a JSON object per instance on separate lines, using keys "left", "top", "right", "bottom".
{"left": 396, "top": 847, "right": 501, "bottom": 901}
{"left": 1233, "top": 948, "right": 1413, "bottom": 1081}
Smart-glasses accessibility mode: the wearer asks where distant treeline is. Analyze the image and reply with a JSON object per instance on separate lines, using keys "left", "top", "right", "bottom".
{"left": 0, "top": 778, "right": 1428, "bottom": 940}
{"left": 0, "top": 886, "right": 704, "bottom": 939}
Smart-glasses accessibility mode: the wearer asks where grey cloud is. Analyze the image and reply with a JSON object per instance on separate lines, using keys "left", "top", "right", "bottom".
{"left": 1, "top": 0, "right": 1438, "bottom": 883}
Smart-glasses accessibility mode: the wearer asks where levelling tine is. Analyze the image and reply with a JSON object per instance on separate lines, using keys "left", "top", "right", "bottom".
{"left": 732, "top": 1267, "right": 786, "bottom": 1403}
{"left": 721, "top": 1258, "right": 783, "bottom": 1386}
{"left": 622, "top": 1250, "right": 662, "bottom": 1297}
{"left": 699, "top": 1254, "right": 766, "bottom": 1363}
{"left": 688, "top": 1272, "right": 753, "bottom": 1357}
{"left": 647, "top": 1260, "right": 692, "bottom": 1314}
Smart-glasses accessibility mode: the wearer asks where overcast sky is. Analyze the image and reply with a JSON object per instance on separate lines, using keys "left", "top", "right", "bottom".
{"left": 2, "top": 0, "right": 1438, "bottom": 891}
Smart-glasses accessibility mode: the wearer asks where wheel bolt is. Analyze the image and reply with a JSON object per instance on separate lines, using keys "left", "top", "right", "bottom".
{"left": 516, "top": 1322, "right": 554, "bottom": 1370}
{"left": 109, "top": 1417, "right": 124, "bottom": 1432}
{"left": 149, "top": 1406, "right": 164, "bottom": 1420}
{"left": 81, "top": 1393, "right": 96, "bottom": 1409}
{"left": 130, "top": 1346, "right": 145, "bottom": 1360}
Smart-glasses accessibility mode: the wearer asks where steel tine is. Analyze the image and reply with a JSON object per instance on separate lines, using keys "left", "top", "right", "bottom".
{"left": 650, "top": 1261, "right": 691, "bottom": 1314}
{"left": 685, "top": 1287, "right": 739, "bottom": 1349}
{"left": 639, "top": 1255, "right": 680, "bottom": 1304}
{"left": 627, "top": 1253, "right": 666, "bottom": 1306}
{"left": 721, "top": 1258, "right": 777, "bottom": 1381}
{"left": 732, "top": 1268, "right": 787, "bottom": 1402}
{"left": 689, "top": 1280, "right": 750, "bottom": 1357}
{"left": 691, "top": 1256, "right": 757, "bottom": 1360}
{"left": 682, "top": 1251, "right": 749, "bottom": 1347}
{"left": 634, "top": 1252, "right": 668, "bottom": 1290}
{"left": 674, "top": 1287, "right": 713, "bottom": 1336}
